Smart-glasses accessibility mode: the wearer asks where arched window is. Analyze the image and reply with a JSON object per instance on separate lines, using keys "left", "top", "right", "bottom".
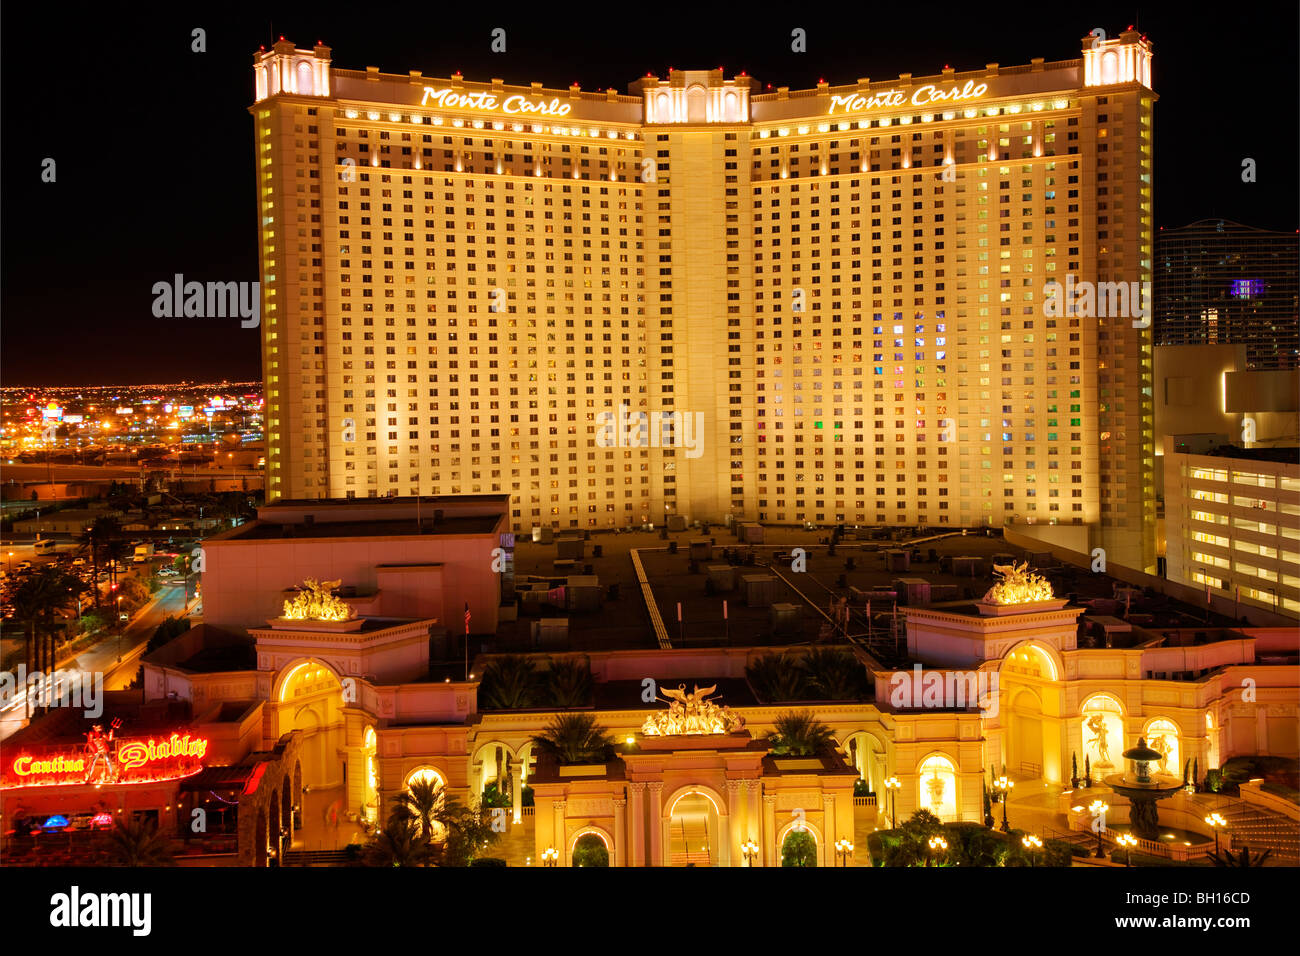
{"left": 1143, "top": 718, "right": 1181, "bottom": 777}
{"left": 296, "top": 60, "right": 315, "bottom": 95}
{"left": 917, "top": 753, "right": 958, "bottom": 820}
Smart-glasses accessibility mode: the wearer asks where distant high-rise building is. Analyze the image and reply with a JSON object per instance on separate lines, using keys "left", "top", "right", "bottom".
{"left": 251, "top": 29, "right": 1158, "bottom": 571}
{"left": 1155, "top": 219, "right": 1299, "bottom": 370}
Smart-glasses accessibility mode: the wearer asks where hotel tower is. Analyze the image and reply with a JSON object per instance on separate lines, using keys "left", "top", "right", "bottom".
{"left": 251, "top": 29, "right": 1157, "bottom": 571}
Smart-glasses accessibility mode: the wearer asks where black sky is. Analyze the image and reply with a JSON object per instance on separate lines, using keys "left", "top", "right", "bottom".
{"left": 2, "top": 1, "right": 1296, "bottom": 386}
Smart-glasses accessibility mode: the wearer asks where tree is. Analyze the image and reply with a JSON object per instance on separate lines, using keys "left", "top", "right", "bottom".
{"left": 767, "top": 711, "right": 835, "bottom": 757}
{"left": 101, "top": 815, "right": 176, "bottom": 867}
{"left": 572, "top": 833, "right": 609, "bottom": 867}
{"left": 531, "top": 712, "right": 614, "bottom": 765}
{"left": 388, "top": 775, "right": 455, "bottom": 845}
{"left": 781, "top": 830, "right": 818, "bottom": 867}
{"left": 1208, "top": 845, "right": 1272, "bottom": 868}
{"left": 80, "top": 514, "right": 124, "bottom": 610}
{"left": 1071, "top": 752, "right": 1079, "bottom": 788}
{"left": 883, "top": 810, "right": 946, "bottom": 867}
{"left": 438, "top": 799, "right": 501, "bottom": 867}
{"left": 478, "top": 654, "right": 542, "bottom": 710}
{"left": 146, "top": 615, "right": 192, "bottom": 653}
{"left": 545, "top": 655, "right": 593, "bottom": 708}
{"left": 12, "top": 567, "right": 84, "bottom": 697}
{"left": 804, "top": 647, "right": 868, "bottom": 700}
{"left": 362, "top": 816, "right": 433, "bottom": 867}
{"left": 745, "top": 651, "right": 811, "bottom": 702}
{"left": 982, "top": 781, "right": 994, "bottom": 828}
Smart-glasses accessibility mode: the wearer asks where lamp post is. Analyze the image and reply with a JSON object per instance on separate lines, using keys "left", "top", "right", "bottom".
{"left": 1090, "top": 800, "right": 1109, "bottom": 858}
{"left": 927, "top": 835, "right": 947, "bottom": 867}
{"left": 741, "top": 839, "right": 760, "bottom": 867}
{"left": 542, "top": 846, "right": 558, "bottom": 867}
{"left": 1115, "top": 832, "right": 1137, "bottom": 866}
{"left": 994, "top": 776, "right": 1014, "bottom": 832}
{"left": 116, "top": 595, "right": 123, "bottom": 662}
{"left": 883, "top": 776, "right": 901, "bottom": 828}
{"left": 1021, "top": 833, "right": 1042, "bottom": 867}
{"left": 1205, "top": 813, "right": 1226, "bottom": 855}
{"left": 835, "top": 838, "right": 854, "bottom": 867}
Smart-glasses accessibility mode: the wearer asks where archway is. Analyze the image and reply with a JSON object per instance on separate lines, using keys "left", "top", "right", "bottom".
{"left": 1143, "top": 717, "right": 1181, "bottom": 778}
{"left": 267, "top": 792, "right": 281, "bottom": 866}
{"left": 1009, "top": 688, "right": 1044, "bottom": 778}
{"left": 842, "top": 731, "right": 886, "bottom": 794}
{"left": 917, "top": 752, "right": 958, "bottom": 821}
{"left": 571, "top": 830, "right": 610, "bottom": 867}
{"left": 780, "top": 828, "right": 818, "bottom": 867}
{"left": 1080, "top": 693, "right": 1124, "bottom": 781}
{"left": 361, "top": 727, "right": 378, "bottom": 826}
{"left": 277, "top": 661, "right": 345, "bottom": 789}
{"left": 401, "top": 766, "right": 449, "bottom": 842}
{"left": 667, "top": 790, "right": 720, "bottom": 866}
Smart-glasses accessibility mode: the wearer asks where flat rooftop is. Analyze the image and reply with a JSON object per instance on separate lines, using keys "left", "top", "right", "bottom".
{"left": 212, "top": 514, "right": 500, "bottom": 541}
{"left": 1184, "top": 444, "right": 1300, "bottom": 465}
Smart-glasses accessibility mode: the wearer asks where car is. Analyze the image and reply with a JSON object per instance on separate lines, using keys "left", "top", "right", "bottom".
{"left": 15, "top": 561, "right": 32, "bottom": 572}
{"left": 157, "top": 567, "right": 179, "bottom": 577}
{"left": 71, "top": 557, "right": 86, "bottom": 567}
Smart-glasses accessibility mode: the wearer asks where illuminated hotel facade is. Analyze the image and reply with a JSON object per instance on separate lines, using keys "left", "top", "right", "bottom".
{"left": 252, "top": 29, "right": 1157, "bottom": 572}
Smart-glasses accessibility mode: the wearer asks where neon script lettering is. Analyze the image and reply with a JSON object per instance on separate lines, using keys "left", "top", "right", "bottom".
{"left": 117, "top": 734, "right": 209, "bottom": 770}
{"left": 420, "top": 87, "right": 573, "bottom": 117}
{"left": 828, "top": 80, "right": 989, "bottom": 115}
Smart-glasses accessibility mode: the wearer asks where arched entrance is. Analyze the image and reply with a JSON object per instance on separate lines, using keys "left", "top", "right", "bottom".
{"left": 276, "top": 660, "right": 345, "bottom": 789}
{"left": 667, "top": 790, "right": 720, "bottom": 866}
{"left": 1080, "top": 693, "right": 1124, "bottom": 781}
{"left": 780, "top": 828, "right": 818, "bottom": 867}
{"left": 571, "top": 831, "right": 610, "bottom": 867}
{"left": 401, "top": 766, "right": 449, "bottom": 842}
{"left": 1009, "top": 688, "right": 1044, "bottom": 778}
{"left": 842, "top": 731, "right": 887, "bottom": 794}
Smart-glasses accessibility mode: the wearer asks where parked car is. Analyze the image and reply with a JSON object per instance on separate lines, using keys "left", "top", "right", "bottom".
{"left": 15, "top": 561, "right": 32, "bottom": 572}
{"left": 71, "top": 557, "right": 86, "bottom": 567}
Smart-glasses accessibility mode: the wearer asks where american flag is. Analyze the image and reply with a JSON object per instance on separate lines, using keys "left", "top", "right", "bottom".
{"left": 464, "top": 602, "right": 471, "bottom": 634}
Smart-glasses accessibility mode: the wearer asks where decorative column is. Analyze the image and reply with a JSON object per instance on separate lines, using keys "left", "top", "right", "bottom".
{"left": 722, "top": 780, "right": 742, "bottom": 867}
{"left": 511, "top": 766, "right": 523, "bottom": 825}
{"left": 612, "top": 797, "right": 627, "bottom": 867}
{"left": 628, "top": 783, "right": 646, "bottom": 867}
{"left": 822, "top": 794, "right": 837, "bottom": 866}
{"left": 762, "top": 794, "right": 777, "bottom": 867}
{"left": 552, "top": 799, "right": 567, "bottom": 866}
{"left": 649, "top": 783, "right": 665, "bottom": 867}
{"left": 746, "top": 780, "right": 761, "bottom": 848}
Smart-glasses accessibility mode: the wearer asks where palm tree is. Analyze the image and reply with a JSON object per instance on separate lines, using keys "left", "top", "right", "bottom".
{"left": 804, "top": 647, "right": 867, "bottom": 700}
{"left": 362, "top": 816, "right": 434, "bottom": 867}
{"left": 531, "top": 712, "right": 614, "bottom": 765}
{"left": 545, "top": 655, "right": 593, "bottom": 708}
{"left": 745, "top": 651, "right": 812, "bottom": 703}
{"left": 1208, "top": 845, "right": 1273, "bottom": 867}
{"left": 12, "top": 568, "right": 83, "bottom": 700}
{"left": 82, "top": 514, "right": 124, "bottom": 610}
{"left": 388, "top": 776, "right": 457, "bottom": 844}
{"left": 104, "top": 539, "right": 133, "bottom": 592}
{"left": 767, "top": 710, "right": 835, "bottom": 757}
{"left": 478, "top": 654, "right": 542, "bottom": 710}
{"left": 102, "top": 815, "right": 177, "bottom": 866}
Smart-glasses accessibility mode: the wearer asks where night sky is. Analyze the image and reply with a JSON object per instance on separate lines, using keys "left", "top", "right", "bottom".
{"left": 2, "top": 1, "right": 1295, "bottom": 385}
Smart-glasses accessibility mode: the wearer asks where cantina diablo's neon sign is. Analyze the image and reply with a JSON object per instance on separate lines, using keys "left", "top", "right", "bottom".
{"left": 5, "top": 733, "right": 209, "bottom": 789}
{"left": 828, "top": 80, "right": 988, "bottom": 115}
{"left": 421, "top": 86, "right": 572, "bottom": 117}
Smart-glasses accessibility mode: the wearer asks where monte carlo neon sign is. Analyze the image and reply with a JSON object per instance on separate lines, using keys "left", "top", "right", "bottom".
{"left": 828, "top": 80, "right": 988, "bottom": 115}
{"left": 421, "top": 86, "right": 573, "bottom": 117}
{"left": 3, "top": 733, "right": 209, "bottom": 789}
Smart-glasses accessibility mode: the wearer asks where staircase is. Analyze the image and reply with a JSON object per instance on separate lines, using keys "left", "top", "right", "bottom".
{"left": 282, "top": 848, "right": 354, "bottom": 866}
{"left": 1187, "top": 795, "right": 1300, "bottom": 864}
{"left": 669, "top": 818, "right": 712, "bottom": 866}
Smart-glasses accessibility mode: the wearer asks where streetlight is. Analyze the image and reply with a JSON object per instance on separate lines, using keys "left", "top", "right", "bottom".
{"left": 116, "top": 595, "right": 123, "bottom": 662}
{"left": 1090, "top": 800, "right": 1109, "bottom": 858}
{"left": 835, "top": 838, "right": 854, "bottom": 867}
{"left": 541, "top": 846, "right": 558, "bottom": 867}
{"left": 994, "top": 776, "right": 1014, "bottom": 832}
{"left": 1115, "top": 832, "right": 1138, "bottom": 866}
{"left": 1205, "top": 813, "right": 1227, "bottom": 854}
{"left": 741, "top": 839, "right": 760, "bottom": 867}
{"left": 1021, "top": 833, "right": 1042, "bottom": 867}
{"left": 927, "top": 835, "right": 947, "bottom": 867}
{"left": 883, "top": 776, "right": 901, "bottom": 828}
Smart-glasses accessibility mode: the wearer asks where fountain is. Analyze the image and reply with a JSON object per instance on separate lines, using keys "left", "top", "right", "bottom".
{"left": 1103, "top": 738, "right": 1184, "bottom": 842}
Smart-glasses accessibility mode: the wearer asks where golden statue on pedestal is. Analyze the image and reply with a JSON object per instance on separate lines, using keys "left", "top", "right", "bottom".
{"left": 282, "top": 579, "right": 357, "bottom": 622}
{"left": 642, "top": 684, "right": 744, "bottom": 736}
{"left": 982, "top": 562, "right": 1054, "bottom": 605}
